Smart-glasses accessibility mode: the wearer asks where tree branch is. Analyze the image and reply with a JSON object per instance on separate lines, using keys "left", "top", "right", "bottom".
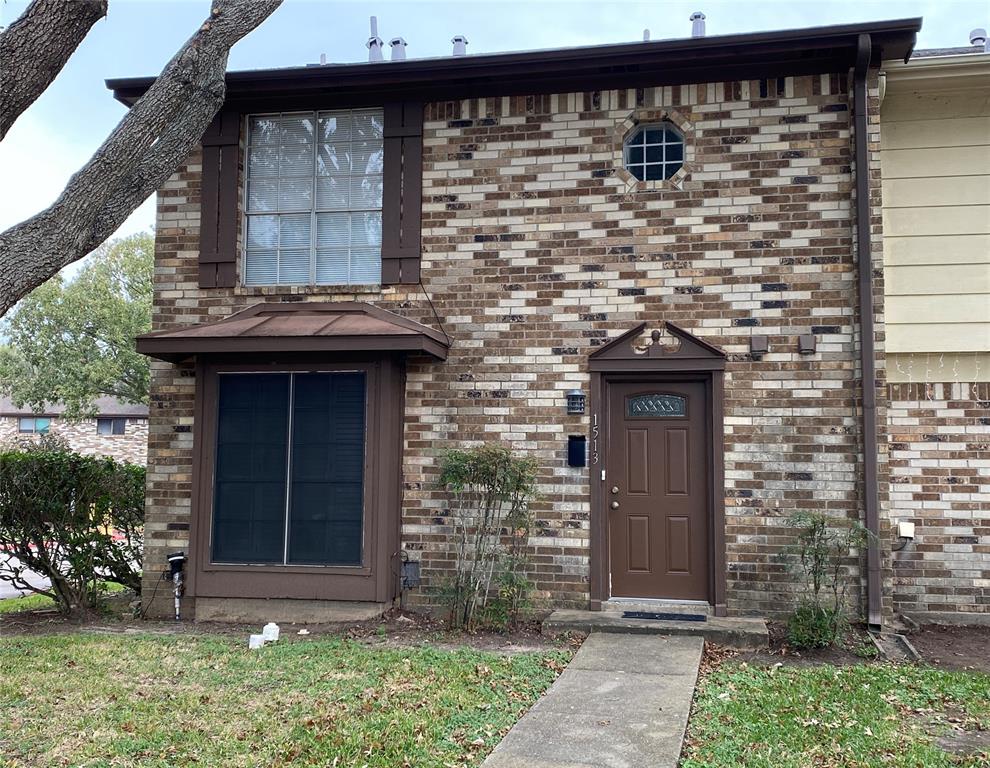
{"left": 0, "top": 0, "right": 283, "bottom": 317}
{"left": 0, "top": 0, "right": 107, "bottom": 140}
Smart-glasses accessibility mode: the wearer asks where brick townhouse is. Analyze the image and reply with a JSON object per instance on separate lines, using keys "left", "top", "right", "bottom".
{"left": 107, "top": 16, "right": 986, "bottom": 627}
{"left": 0, "top": 396, "right": 149, "bottom": 465}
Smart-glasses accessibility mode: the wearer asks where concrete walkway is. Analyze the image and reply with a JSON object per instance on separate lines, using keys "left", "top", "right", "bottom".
{"left": 483, "top": 633, "right": 703, "bottom": 768}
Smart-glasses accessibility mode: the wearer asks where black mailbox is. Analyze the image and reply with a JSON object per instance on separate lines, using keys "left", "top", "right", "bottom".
{"left": 567, "top": 435, "right": 587, "bottom": 467}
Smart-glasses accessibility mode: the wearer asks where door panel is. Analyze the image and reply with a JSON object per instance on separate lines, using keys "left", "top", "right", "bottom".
{"left": 607, "top": 380, "right": 709, "bottom": 600}
{"left": 666, "top": 428, "right": 689, "bottom": 495}
{"left": 626, "top": 429, "right": 650, "bottom": 495}
{"left": 628, "top": 516, "right": 651, "bottom": 572}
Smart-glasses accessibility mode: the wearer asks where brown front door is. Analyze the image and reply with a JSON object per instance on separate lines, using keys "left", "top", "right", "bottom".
{"left": 607, "top": 380, "right": 709, "bottom": 600}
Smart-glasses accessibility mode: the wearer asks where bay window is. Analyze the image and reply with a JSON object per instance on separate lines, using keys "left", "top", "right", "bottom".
{"left": 211, "top": 371, "right": 367, "bottom": 566}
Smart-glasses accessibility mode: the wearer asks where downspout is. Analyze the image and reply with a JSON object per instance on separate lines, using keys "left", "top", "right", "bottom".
{"left": 853, "top": 33, "right": 882, "bottom": 630}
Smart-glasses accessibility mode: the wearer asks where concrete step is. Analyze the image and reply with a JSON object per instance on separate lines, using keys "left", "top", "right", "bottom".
{"left": 602, "top": 598, "right": 713, "bottom": 617}
{"left": 543, "top": 609, "right": 768, "bottom": 650}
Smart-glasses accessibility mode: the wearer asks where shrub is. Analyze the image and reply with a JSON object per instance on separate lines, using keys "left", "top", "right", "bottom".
{"left": 786, "top": 601, "right": 844, "bottom": 649}
{"left": 437, "top": 443, "right": 539, "bottom": 630}
{"left": 784, "top": 511, "right": 868, "bottom": 650}
{"left": 0, "top": 437, "right": 144, "bottom": 614}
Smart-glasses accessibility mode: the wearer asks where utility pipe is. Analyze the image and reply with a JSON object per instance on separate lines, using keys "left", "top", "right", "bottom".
{"left": 853, "top": 32, "right": 883, "bottom": 630}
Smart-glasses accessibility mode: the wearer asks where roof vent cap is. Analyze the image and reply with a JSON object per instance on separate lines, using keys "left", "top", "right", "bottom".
{"left": 690, "top": 11, "right": 706, "bottom": 38}
{"left": 390, "top": 36, "right": 407, "bottom": 60}
{"left": 367, "top": 16, "right": 384, "bottom": 62}
{"left": 643, "top": 28, "right": 651, "bottom": 42}
{"left": 970, "top": 28, "right": 988, "bottom": 50}
{"left": 452, "top": 34, "right": 468, "bottom": 56}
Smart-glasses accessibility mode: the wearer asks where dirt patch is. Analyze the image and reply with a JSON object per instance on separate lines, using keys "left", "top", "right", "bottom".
{"left": 729, "top": 620, "right": 883, "bottom": 668}
{"left": 907, "top": 624, "right": 990, "bottom": 673}
{"left": 0, "top": 599, "right": 580, "bottom": 654}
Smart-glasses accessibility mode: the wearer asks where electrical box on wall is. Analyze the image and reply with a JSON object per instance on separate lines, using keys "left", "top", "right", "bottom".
{"left": 567, "top": 435, "right": 587, "bottom": 467}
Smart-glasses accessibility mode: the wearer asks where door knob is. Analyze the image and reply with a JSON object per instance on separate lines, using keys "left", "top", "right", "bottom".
{"left": 610, "top": 501, "right": 620, "bottom": 509}
{"left": 611, "top": 486, "right": 619, "bottom": 494}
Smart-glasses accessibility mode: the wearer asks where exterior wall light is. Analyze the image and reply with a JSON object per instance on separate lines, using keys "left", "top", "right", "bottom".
{"left": 566, "top": 389, "right": 586, "bottom": 415}
{"left": 750, "top": 335, "right": 769, "bottom": 360}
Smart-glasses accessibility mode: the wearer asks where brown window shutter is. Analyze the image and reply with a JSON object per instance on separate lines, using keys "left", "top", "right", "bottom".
{"left": 198, "top": 111, "right": 240, "bottom": 288}
{"left": 381, "top": 102, "right": 423, "bottom": 285}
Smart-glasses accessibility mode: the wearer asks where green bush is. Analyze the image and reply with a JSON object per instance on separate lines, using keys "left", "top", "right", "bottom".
{"left": 0, "top": 437, "right": 144, "bottom": 614}
{"left": 784, "top": 511, "right": 869, "bottom": 650}
{"left": 437, "top": 443, "right": 539, "bottom": 630}
{"left": 786, "top": 601, "right": 844, "bottom": 649}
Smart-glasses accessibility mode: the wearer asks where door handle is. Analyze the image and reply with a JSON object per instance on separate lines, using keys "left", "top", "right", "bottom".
{"left": 610, "top": 501, "right": 620, "bottom": 509}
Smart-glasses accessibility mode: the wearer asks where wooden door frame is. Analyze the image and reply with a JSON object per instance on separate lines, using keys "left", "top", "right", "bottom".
{"left": 588, "top": 323, "right": 727, "bottom": 616}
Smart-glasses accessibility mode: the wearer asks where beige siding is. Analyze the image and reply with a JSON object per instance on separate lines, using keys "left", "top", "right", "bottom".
{"left": 881, "top": 59, "right": 990, "bottom": 378}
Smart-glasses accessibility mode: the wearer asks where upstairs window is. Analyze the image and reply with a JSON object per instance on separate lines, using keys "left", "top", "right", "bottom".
{"left": 18, "top": 417, "right": 50, "bottom": 434}
{"left": 243, "top": 109, "right": 384, "bottom": 286}
{"left": 624, "top": 124, "right": 684, "bottom": 181}
{"left": 97, "top": 417, "right": 127, "bottom": 436}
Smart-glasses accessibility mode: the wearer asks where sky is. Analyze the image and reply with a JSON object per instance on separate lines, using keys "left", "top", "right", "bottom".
{"left": 0, "top": 0, "right": 985, "bottom": 269}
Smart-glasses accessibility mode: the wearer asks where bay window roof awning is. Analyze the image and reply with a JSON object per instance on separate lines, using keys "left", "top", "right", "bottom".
{"left": 136, "top": 302, "right": 449, "bottom": 363}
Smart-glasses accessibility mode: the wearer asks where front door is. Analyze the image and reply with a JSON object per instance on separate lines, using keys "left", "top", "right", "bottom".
{"left": 607, "top": 380, "right": 709, "bottom": 600}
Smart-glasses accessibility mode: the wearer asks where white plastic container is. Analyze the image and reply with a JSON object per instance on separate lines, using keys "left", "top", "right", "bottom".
{"left": 248, "top": 634, "right": 265, "bottom": 650}
{"left": 262, "top": 622, "right": 280, "bottom": 643}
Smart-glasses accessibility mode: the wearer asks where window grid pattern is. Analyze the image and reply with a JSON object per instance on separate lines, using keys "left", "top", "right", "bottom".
{"left": 624, "top": 124, "right": 684, "bottom": 182}
{"left": 243, "top": 109, "right": 384, "bottom": 286}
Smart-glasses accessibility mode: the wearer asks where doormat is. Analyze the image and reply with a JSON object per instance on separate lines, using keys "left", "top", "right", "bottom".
{"left": 622, "top": 610, "right": 707, "bottom": 622}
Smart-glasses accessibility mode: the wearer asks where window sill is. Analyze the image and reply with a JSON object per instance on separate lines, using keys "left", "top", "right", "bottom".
{"left": 203, "top": 562, "right": 372, "bottom": 577}
{"left": 232, "top": 283, "right": 389, "bottom": 298}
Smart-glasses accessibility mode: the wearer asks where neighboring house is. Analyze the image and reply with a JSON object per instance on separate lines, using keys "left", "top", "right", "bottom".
{"left": 880, "top": 41, "right": 990, "bottom": 621}
{"left": 0, "top": 396, "right": 149, "bottom": 465}
{"left": 107, "top": 16, "right": 989, "bottom": 628}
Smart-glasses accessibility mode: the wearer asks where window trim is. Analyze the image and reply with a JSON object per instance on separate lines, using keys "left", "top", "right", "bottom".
{"left": 187, "top": 356, "right": 405, "bottom": 605}
{"left": 240, "top": 108, "right": 385, "bottom": 288}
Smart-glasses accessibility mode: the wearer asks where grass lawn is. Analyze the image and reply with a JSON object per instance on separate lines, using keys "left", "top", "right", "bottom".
{"left": 682, "top": 661, "right": 990, "bottom": 767}
{"left": 0, "top": 582, "right": 126, "bottom": 615}
{"left": 0, "top": 632, "right": 569, "bottom": 768}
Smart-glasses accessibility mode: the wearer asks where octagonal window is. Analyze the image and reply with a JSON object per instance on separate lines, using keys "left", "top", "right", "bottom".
{"left": 624, "top": 124, "right": 684, "bottom": 181}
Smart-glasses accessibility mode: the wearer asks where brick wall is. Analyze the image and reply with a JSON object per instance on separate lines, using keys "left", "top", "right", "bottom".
{"left": 143, "top": 72, "right": 891, "bottom": 619}
{"left": 0, "top": 416, "right": 148, "bottom": 465}
{"left": 888, "top": 382, "right": 990, "bottom": 616}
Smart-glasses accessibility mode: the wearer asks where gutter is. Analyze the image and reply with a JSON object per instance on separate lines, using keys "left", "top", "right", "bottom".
{"left": 853, "top": 33, "right": 883, "bottom": 630}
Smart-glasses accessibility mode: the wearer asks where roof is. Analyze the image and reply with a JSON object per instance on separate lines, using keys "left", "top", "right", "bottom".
{"left": 913, "top": 45, "right": 986, "bottom": 58}
{"left": 0, "top": 395, "right": 149, "bottom": 418}
{"left": 135, "top": 302, "right": 450, "bottom": 363}
{"left": 882, "top": 47, "right": 990, "bottom": 91}
{"left": 107, "top": 18, "right": 921, "bottom": 109}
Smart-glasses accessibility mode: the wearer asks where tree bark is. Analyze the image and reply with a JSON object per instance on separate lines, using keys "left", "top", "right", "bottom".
{"left": 0, "top": 0, "right": 283, "bottom": 318}
{"left": 0, "top": 0, "right": 108, "bottom": 141}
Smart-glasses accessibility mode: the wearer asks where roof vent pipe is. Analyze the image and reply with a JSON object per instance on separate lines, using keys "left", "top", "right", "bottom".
{"left": 643, "top": 28, "right": 650, "bottom": 42}
{"left": 367, "top": 16, "right": 384, "bottom": 62}
{"left": 690, "top": 11, "right": 706, "bottom": 38}
{"left": 390, "top": 37, "right": 407, "bottom": 60}
{"left": 970, "top": 28, "right": 988, "bottom": 51}
{"left": 452, "top": 35, "right": 468, "bottom": 56}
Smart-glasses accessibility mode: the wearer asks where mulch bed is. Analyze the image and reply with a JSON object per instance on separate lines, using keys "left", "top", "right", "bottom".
{"left": 906, "top": 624, "right": 990, "bottom": 673}
{"left": 0, "top": 596, "right": 578, "bottom": 654}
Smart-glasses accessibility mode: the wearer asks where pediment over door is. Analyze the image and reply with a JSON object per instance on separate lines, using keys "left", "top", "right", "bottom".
{"left": 588, "top": 322, "right": 726, "bottom": 372}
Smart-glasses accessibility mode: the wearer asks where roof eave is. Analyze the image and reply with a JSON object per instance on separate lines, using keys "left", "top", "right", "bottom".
{"left": 136, "top": 334, "right": 449, "bottom": 363}
{"left": 107, "top": 17, "right": 921, "bottom": 107}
